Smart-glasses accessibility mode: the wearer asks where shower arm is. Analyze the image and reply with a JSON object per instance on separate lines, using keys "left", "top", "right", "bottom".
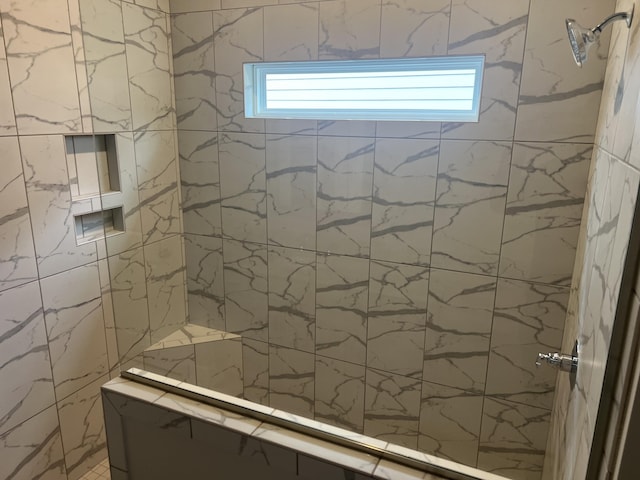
{"left": 593, "top": 11, "right": 633, "bottom": 34}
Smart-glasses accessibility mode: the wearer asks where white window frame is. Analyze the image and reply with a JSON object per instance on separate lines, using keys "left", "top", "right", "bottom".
{"left": 243, "top": 56, "right": 485, "bottom": 122}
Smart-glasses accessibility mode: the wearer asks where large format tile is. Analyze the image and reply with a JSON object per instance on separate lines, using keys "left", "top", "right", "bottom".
{"left": 213, "top": 7, "right": 264, "bottom": 133}
{"left": 80, "top": 0, "right": 132, "bottom": 132}
{"left": 223, "top": 239, "right": 268, "bottom": 341}
{"left": 144, "top": 235, "right": 187, "bottom": 343}
{"left": 0, "top": 0, "right": 81, "bottom": 134}
{"left": 269, "top": 345, "right": 315, "bottom": 418}
{"left": 380, "top": 0, "right": 449, "bottom": 58}
{"left": 364, "top": 368, "right": 421, "bottom": 449}
{"left": 134, "top": 130, "right": 181, "bottom": 244}
{"left": 485, "top": 278, "right": 568, "bottom": 410}
{"left": 0, "top": 405, "right": 66, "bottom": 480}
{"left": 317, "top": 136, "right": 374, "bottom": 257}
{"left": 371, "top": 138, "right": 438, "bottom": 265}
{"left": 266, "top": 134, "right": 317, "bottom": 250}
{"left": 0, "top": 282, "right": 54, "bottom": 435}
{"left": 263, "top": 3, "right": 318, "bottom": 61}
{"left": 21, "top": 135, "right": 97, "bottom": 278}
{"left": 366, "top": 260, "right": 429, "bottom": 378}
{"left": 443, "top": 0, "right": 529, "bottom": 140}
{"left": 418, "top": 382, "right": 482, "bottom": 467}
{"left": 268, "top": 246, "right": 315, "bottom": 352}
{"left": 185, "top": 234, "right": 225, "bottom": 329}
{"left": 195, "top": 339, "right": 243, "bottom": 396}
{"left": 219, "top": 132, "right": 267, "bottom": 243}
{"left": 423, "top": 269, "right": 496, "bottom": 393}
{"left": 315, "top": 356, "right": 365, "bottom": 433}
{"left": 171, "top": 12, "right": 216, "bottom": 130}
{"left": 41, "top": 263, "right": 108, "bottom": 400}
{"left": 431, "top": 140, "right": 511, "bottom": 275}
{"left": 0, "top": 137, "right": 37, "bottom": 292}
{"left": 315, "top": 253, "right": 369, "bottom": 365}
{"left": 143, "top": 344, "right": 196, "bottom": 383}
{"left": 179, "top": 130, "right": 221, "bottom": 237}
{"left": 57, "top": 375, "right": 108, "bottom": 480}
{"left": 242, "top": 338, "right": 270, "bottom": 405}
{"left": 500, "top": 142, "right": 591, "bottom": 285}
{"left": 515, "top": 0, "right": 612, "bottom": 143}
{"left": 0, "top": 23, "right": 15, "bottom": 134}
{"left": 318, "top": 0, "right": 381, "bottom": 59}
{"left": 109, "top": 247, "right": 151, "bottom": 363}
{"left": 123, "top": 2, "right": 173, "bottom": 130}
{"left": 478, "top": 397, "right": 550, "bottom": 480}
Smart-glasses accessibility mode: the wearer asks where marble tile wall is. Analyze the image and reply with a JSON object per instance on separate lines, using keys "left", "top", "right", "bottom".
{"left": 0, "top": 0, "right": 185, "bottom": 479}
{"left": 170, "top": 1, "right": 615, "bottom": 479}
{"left": 543, "top": 0, "right": 640, "bottom": 478}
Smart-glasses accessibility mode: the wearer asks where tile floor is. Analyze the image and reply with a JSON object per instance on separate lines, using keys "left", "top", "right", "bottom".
{"left": 78, "top": 458, "right": 110, "bottom": 480}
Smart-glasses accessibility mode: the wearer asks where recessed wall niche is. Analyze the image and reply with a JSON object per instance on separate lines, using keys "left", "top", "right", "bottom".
{"left": 65, "top": 134, "right": 125, "bottom": 245}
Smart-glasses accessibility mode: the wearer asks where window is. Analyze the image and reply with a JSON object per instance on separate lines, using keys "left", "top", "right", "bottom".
{"left": 243, "top": 56, "right": 484, "bottom": 122}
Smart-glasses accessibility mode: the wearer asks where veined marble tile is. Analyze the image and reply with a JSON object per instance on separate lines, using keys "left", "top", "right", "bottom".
{"left": 364, "top": 368, "right": 421, "bottom": 449}
{"left": 0, "top": 405, "right": 66, "bottom": 480}
{"left": 57, "top": 375, "right": 108, "bottom": 480}
{"left": 319, "top": 0, "right": 381, "bottom": 59}
{"left": 515, "top": 0, "right": 612, "bottom": 143}
{"left": 220, "top": 0, "right": 271, "bottom": 9}
{"left": 264, "top": 3, "right": 318, "bottom": 61}
{"left": 380, "top": 0, "right": 449, "bottom": 57}
{"left": 242, "top": 338, "right": 269, "bottom": 405}
{"left": 314, "top": 356, "right": 365, "bottom": 432}
{"left": 443, "top": 0, "right": 529, "bottom": 140}
{"left": 318, "top": 119, "right": 376, "bottom": 137}
{"left": 375, "top": 121, "right": 441, "bottom": 140}
{"left": 20, "top": 135, "right": 97, "bottom": 277}
{"left": 485, "top": 278, "right": 568, "bottom": 410}
{"left": 135, "top": 0, "right": 170, "bottom": 12}
{"left": 144, "top": 235, "right": 187, "bottom": 343}
{"left": 195, "top": 339, "right": 243, "bottom": 396}
{"left": 223, "top": 239, "right": 268, "bottom": 341}
{"left": 219, "top": 132, "right": 267, "bottom": 243}
{"left": 367, "top": 260, "right": 428, "bottom": 378}
{"left": 265, "top": 118, "right": 317, "bottom": 136}
{"left": 0, "top": 137, "right": 37, "bottom": 291}
{"left": 268, "top": 246, "right": 315, "bottom": 352}
{"left": 0, "top": 21, "right": 16, "bottom": 134}
{"left": 171, "top": 12, "right": 216, "bottom": 130}
{"left": 423, "top": 268, "right": 496, "bottom": 393}
{"left": 500, "top": 142, "right": 591, "bottom": 285}
{"left": 418, "top": 382, "right": 482, "bottom": 467}
{"left": 179, "top": 130, "right": 221, "bottom": 236}
{"left": 213, "top": 7, "right": 265, "bottom": 133}
{"left": 266, "top": 134, "right": 317, "bottom": 250}
{"left": 478, "top": 397, "right": 550, "bottom": 480}
{"left": 0, "top": 282, "right": 55, "bottom": 435}
{"left": 67, "top": 0, "right": 92, "bottom": 133}
{"left": 123, "top": 2, "right": 174, "bottom": 130}
{"left": 315, "top": 253, "right": 369, "bottom": 365}
{"left": 103, "top": 133, "right": 144, "bottom": 257}
{"left": 40, "top": 263, "right": 108, "bottom": 400}
{"left": 109, "top": 247, "right": 151, "bottom": 363}
{"left": 97, "top": 260, "right": 118, "bottom": 372}
{"left": 317, "top": 136, "right": 374, "bottom": 257}
{"left": 185, "top": 234, "right": 225, "bottom": 329}
{"left": 80, "top": 0, "right": 132, "bottom": 132}
{"left": 170, "top": 0, "right": 221, "bottom": 13}
{"left": 431, "top": 140, "right": 511, "bottom": 276}
{"left": 0, "top": 0, "right": 81, "bottom": 134}
{"left": 134, "top": 130, "right": 181, "bottom": 244}
{"left": 269, "top": 345, "right": 315, "bottom": 418}
{"left": 371, "top": 138, "right": 438, "bottom": 265}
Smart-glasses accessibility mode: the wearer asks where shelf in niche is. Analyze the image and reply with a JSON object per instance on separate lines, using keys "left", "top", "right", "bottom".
{"left": 74, "top": 207, "right": 125, "bottom": 245}
{"left": 65, "top": 134, "right": 120, "bottom": 200}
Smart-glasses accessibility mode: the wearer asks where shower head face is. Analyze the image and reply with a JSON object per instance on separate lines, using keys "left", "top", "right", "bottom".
{"left": 566, "top": 18, "right": 597, "bottom": 67}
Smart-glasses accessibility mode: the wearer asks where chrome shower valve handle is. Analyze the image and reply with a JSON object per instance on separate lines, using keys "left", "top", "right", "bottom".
{"left": 536, "top": 352, "right": 578, "bottom": 373}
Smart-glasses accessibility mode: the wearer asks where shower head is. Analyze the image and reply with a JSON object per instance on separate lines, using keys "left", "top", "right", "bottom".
{"left": 566, "top": 7, "right": 634, "bottom": 67}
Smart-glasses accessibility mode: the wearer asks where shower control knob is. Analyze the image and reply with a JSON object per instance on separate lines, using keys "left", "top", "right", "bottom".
{"left": 535, "top": 352, "right": 578, "bottom": 373}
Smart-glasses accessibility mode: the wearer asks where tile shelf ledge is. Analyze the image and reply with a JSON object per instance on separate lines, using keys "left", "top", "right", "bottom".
{"left": 113, "top": 369, "right": 510, "bottom": 480}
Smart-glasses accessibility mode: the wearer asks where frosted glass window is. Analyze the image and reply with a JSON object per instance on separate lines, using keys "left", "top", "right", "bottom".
{"left": 243, "top": 56, "right": 484, "bottom": 122}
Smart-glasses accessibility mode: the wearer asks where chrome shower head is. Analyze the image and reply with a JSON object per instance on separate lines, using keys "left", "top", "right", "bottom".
{"left": 566, "top": 19, "right": 598, "bottom": 67}
{"left": 566, "top": 7, "right": 634, "bottom": 67}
